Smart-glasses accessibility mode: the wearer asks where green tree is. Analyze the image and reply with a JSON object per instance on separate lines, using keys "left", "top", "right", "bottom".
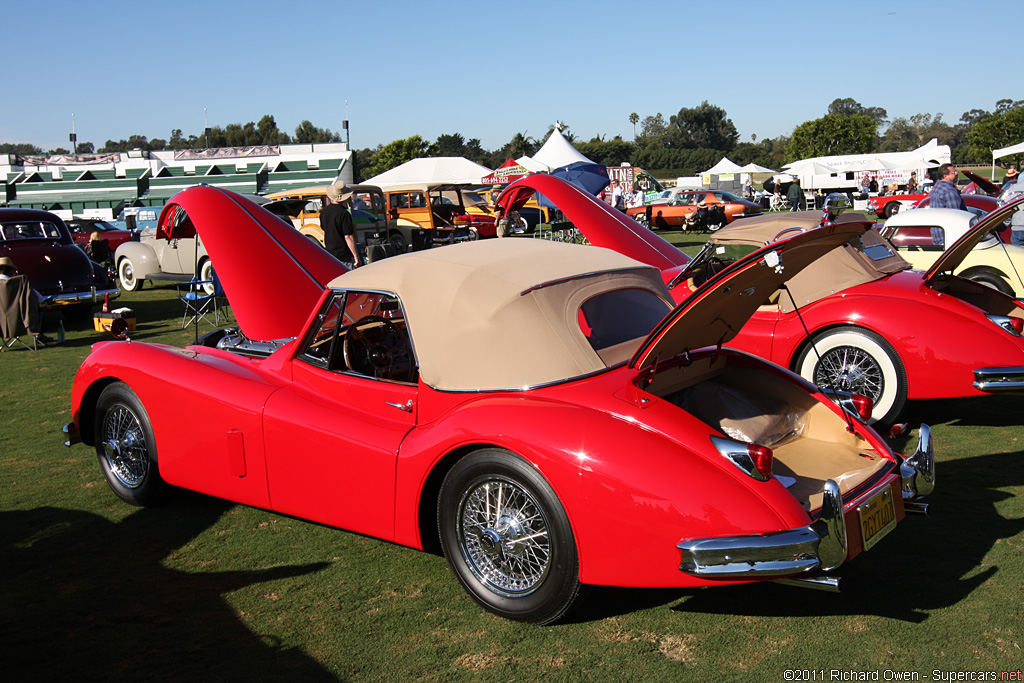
{"left": 368, "top": 135, "right": 431, "bottom": 177}
{"left": 0, "top": 142, "right": 44, "bottom": 155}
{"left": 668, "top": 101, "right": 738, "bottom": 150}
{"left": 629, "top": 112, "right": 639, "bottom": 139}
{"left": 786, "top": 114, "right": 877, "bottom": 161}
{"left": 637, "top": 113, "right": 668, "bottom": 148}
{"left": 966, "top": 104, "right": 1024, "bottom": 166}
{"left": 434, "top": 133, "right": 466, "bottom": 157}
{"left": 256, "top": 115, "right": 289, "bottom": 145}
{"left": 827, "top": 98, "right": 888, "bottom": 126}
{"left": 293, "top": 120, "right": 341, "bottom": 144}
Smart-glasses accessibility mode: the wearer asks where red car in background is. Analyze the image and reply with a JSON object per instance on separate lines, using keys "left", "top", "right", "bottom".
{"left": 65, "top": 217, "right": 139, "bottom": 251}
{"left": 498, "top": 174, "right": 1024, "bottom": 426}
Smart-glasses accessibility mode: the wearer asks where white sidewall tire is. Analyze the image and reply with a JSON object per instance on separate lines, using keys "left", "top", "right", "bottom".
{"left": 797, "top": 328, "right": 906, "bottom": 425}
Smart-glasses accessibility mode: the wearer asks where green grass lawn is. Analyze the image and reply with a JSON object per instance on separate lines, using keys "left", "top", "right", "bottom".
{"left": 2, "top": 277, "right": 1023, "bottom": 682}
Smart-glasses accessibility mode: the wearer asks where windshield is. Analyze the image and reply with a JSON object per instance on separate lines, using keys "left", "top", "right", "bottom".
{"left": 0, "top": 220, "right": 63, "bottom": 241}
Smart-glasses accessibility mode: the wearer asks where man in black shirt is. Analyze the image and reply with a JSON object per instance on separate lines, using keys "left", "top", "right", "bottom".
{"left": 322, "top": 181, "right": 362, "bottom": 268}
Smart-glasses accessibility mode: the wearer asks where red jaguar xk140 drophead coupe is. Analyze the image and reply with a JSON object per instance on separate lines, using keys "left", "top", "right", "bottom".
{"left": 64, "top": 187, "right": 932, "bottom": 624}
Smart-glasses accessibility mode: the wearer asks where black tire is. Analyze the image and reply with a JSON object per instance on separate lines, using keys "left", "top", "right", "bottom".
{"left": 94, "top": 382, "right": 165, "bottom": 506}
{"left": 388, "top": 231, "right": 407, "bottom": 255}
{"left": 965, "top": 270, "right": 1014, "bottom": 296}
{"left": 438, "top": 449, "right": 584, "bottom": 625}
{"left": 883, "top": 201, "right": 901, "bottom": 218}
{"left": 118, "top": 257, "right": 142, "bottom": 292}
{"left": 795, "top": 326, "right": 908, "bottom": 426}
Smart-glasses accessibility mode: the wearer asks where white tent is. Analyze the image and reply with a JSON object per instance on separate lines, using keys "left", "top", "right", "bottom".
{"left": 702, "top": 157, "right": 743, "bottom": 175}
{"left": 992, "top": 140, "right": 1024, "bottom": 179}
{"left": 737, "top": 162, "right": 776, "bottom": 173}
{"left": 515, "top": 156, "right": 551, "bottom": 173}
{"left": 530, "top": 128, "right": 594, "bottom": 170}
{"left": 363, "top": 157, "right": 494, "bottom": 187}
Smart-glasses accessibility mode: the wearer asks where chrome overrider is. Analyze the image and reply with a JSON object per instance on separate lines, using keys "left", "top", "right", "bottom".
{"left": 973, "top": 366, "right": 1024, "bottom": 392}
{"left": 677, "top": 425, "right": 934, "bottom": 589}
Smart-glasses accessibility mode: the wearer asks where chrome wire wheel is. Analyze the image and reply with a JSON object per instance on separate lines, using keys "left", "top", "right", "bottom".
{"left": 101, "top": 404, "right": 149, "bottom": 489}
{"left": 797, "top": 326, "right": 907, "bottom": 426}
{"left": 94, "top": 382, "right": 164, "bottom": 505}
{"left": 813, "top": 345, "right": 884, "bottom": 403}
{"left": 457, "top": 476, "right": 550, "bottom": 597}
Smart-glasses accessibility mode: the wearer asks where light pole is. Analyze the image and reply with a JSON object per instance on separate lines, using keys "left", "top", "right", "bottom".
{"left": 70, "top": 113, "right": 77, "bottom": 155}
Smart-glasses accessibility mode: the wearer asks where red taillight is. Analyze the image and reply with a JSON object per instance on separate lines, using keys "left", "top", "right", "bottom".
{"left": 850, "top": 394, "right": 874, "bottom": 422}
{"left": 1010, "top": 317, "right": 1024, "bottom": 335}
{"left": 748, "top": 444, "right": 774, "bottom": 479}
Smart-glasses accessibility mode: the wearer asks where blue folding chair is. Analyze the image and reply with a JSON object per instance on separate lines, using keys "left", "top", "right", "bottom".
{"left": 176, "top": 269, "right": 231, "bottom": 329}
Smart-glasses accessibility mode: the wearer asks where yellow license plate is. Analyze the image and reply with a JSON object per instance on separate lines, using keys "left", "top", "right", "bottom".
{"left": 858, "top": 486, "right": 896, "bottom": 551}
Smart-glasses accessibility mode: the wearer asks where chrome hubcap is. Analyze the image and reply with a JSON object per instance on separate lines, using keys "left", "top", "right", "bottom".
{"left": 102, "top": 405, "right": 148, "bottom": 488}
{"left": 815, "top": 346, "right": 883, "bottom": 402}
{"left": 458, "top": 478, "right": 550, "bottom": 597}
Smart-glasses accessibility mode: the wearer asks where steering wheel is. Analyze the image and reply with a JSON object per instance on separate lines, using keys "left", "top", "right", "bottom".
{"left": 343, "top": 315, "right": 415, "bottom": 382}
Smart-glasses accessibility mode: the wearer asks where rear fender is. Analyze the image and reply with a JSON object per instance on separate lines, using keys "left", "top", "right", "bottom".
{"left": 114, "top": 241, "right": 161, "bottom": 279}
{"left": 396, "top": 397, "right": 803, "bottom": 588}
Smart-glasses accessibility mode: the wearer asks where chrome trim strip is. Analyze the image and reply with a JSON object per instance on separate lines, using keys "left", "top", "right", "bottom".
{"left": 519, "top": 266, "right": 656, "bottom": 296}
{"left": 773, "top": 574, "right": 842, "bottom": 592}
{"left": 972, "top": 366, "right": 1024, "bottom": 392}
{"left": 677, "top": 479, "right": 847, "bottom": 579}
{"left": 62, "top": 422, "right": 80, "bottom": 447}
{"left": 900, "top": 424, "right": 935, "bottom": 499}
{"left": 44, "top": 287, "right": 121, "bottom": 305}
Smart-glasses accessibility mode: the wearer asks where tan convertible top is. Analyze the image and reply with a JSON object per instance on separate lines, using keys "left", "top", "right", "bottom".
{"left": 330, "top": 239, "right": 671, "bottom": 390}
{"left": 712, "top": 211, "right": 911, "bottom": 312}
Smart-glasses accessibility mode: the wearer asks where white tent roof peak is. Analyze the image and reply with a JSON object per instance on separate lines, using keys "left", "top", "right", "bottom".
{"left": 702, "top": 157, "right": 743, "bottom": 175}
{"left": 532, "top": 129, "right": 594, "bottom": 169}
{"left": 363, "top": 157, "right": 494, "bottom": 187}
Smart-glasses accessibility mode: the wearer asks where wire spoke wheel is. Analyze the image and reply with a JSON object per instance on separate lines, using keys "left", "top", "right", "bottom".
{"left": 101, "top": 404, "right": 150, "bottom": 488}
{"left": 94, "top": 382, "right": 165, "bottom": 505}
{"left": 438, "top": 449, "right": 584, "bottom": 624}
{"left": 458, "top": 477, "right": 550, "bottom": 596}
{"left": 796, "top": 326, "right": 907, "bottom": 426}
{"left": 813, "top": 345, "right": 884, "bottom": 403}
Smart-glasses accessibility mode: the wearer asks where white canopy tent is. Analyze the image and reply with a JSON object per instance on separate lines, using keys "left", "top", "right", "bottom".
{"left": 702, "top": 157, "right": 743, "bottom": 175}
{"left": 363, "top": 157, "right": 494, "bottom": 187}
{"left": 526, "top": 128, "right": 594, "bottom": 171}
{"left": 737, "top": 162, "right": 776, "bottom": 173}
{"left": 992, "top": 140, "right": 1024, "bottom": 179}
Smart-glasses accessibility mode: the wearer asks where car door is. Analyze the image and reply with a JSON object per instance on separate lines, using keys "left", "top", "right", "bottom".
{"left": 262, "top": 290, "right": 418, "bottom": 542}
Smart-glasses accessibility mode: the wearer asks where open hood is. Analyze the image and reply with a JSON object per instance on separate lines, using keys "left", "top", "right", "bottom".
{"left": 925, "top": 196, "right": 1024, "bottom": 284}
{"left": 159, "top": 187, "right": 347, "bottom": 342}
{"left": 630, "top": 221, "right": 868, "bottom": 371}
{"left": 496, "top": 174, "right": 688, "bottom": 271}
{"left": 961, "top": 170, "right": 1002, "bottom": 197}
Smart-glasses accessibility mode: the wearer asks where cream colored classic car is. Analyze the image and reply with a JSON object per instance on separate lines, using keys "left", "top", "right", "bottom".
{"left": 880, "top": 207, "right": 1024, "bottom": 296}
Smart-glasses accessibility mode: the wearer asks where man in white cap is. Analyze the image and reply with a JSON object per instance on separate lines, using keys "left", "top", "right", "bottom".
{"left": 322, "top": 180, "right": 362, "bottom": 269}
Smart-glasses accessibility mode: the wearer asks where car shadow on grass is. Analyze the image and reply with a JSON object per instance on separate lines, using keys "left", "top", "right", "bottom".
{"left": 1, "top": 493, "right": 337, "bottom": 681}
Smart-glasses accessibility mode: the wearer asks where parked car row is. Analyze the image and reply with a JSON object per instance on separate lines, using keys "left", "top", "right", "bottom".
{"left": 54, "top": 174, "right": 1024, "bottom": 626}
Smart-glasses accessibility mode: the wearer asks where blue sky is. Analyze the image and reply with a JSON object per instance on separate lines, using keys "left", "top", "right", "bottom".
{"left": 4, "top": 0, "right": 1021, "bottom": 156}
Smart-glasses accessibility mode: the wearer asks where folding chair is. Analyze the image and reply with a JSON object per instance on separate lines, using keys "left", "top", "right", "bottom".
{"left": 176, "top": 270, "right": 231, "bottom": 329}
{"left": 1, "top": 275, "right": 41, "bottom": 351}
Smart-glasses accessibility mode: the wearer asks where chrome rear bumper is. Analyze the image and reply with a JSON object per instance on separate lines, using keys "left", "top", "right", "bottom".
{"left": 678, "top": 425, "right": 934, "bottom": 582}
{"left": 43, "top": 287, "right": 121, "bottom": 307}
{"left": 973, "top": 366, "right": 1024, "bottom": 392}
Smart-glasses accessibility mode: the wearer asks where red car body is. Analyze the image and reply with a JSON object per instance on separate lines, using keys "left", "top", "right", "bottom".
{"left": 498, "top": 174, "right": 1024, "bottom": 426}
{"left": 65, "top": 218, "right": 139, "bottom": 251}
{"left": 64, "top": 186, "right": 932, "bottom": 624}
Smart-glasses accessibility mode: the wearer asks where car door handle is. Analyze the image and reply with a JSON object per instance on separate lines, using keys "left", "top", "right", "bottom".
{"left": 386, "top": 400, "right": 413, "bottom": 412}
